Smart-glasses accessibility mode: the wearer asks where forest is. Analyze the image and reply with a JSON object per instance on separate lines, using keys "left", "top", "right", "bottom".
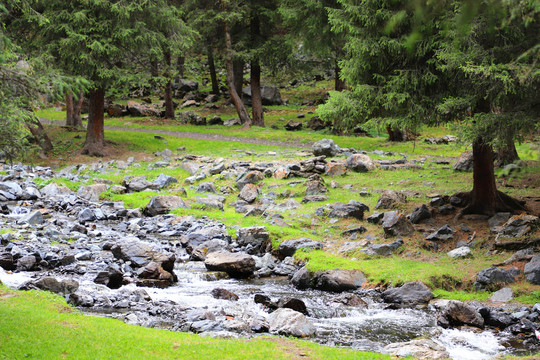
{"left": 0, "top": 1, "right": 539, "bottom": 359}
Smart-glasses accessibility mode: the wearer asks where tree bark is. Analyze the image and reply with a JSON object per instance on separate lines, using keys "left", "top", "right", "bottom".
{"left": 207, "top": 46, "right": 220, "bottom": 95}
{"left": 25, "top": 116, "right": 53, "bottom": 153}
{"left": 82, "top": 87, "right": 106, "bottom": 156}
{"left": 250, "top": 13, "right": 264, "bottom": 127}
{"left": 177, "top": 56, "right": 185, "bottom": 80}
{"left": 495, "top": 136, "right": 519, "bottom": 167}
{"left": 334, "top": 59, "right": 346, "bottom": 91}
{"left": 386, "top": 125, "right": 404, "bottom": 141}
{"left": 164, "top": 50, "right": 175, "bottom": 119}
{"left": 73, "top": 91, "right": 84, "bottom": 128}
{"left": 65, "top": 92, "right": 74, "bottom": 127}
{"left": 454, "top": 137, "right": 527, "bottom": 215}
{"left": 223, "top": 17, "right": 251, "bottom": 126}
{"left": 233, "top": 59, "right": 244, "bottom": 100}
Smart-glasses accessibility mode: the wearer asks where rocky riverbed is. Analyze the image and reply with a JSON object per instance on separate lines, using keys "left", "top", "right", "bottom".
{"left": 0, "top": 155, "right": 539, "bottom": 360}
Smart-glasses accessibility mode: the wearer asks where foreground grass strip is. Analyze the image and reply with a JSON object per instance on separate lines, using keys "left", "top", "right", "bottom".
{"left": 0, "top": 287, "right": 389, "bottom": 360}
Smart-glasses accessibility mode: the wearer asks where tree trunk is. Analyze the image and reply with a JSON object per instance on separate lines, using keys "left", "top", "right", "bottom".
{"left": 495, "top": 136, "right": 519, "bottom": 167}
{"left": 73, "top": 91, "right": 84, "bottom": 128}
{"left": 335, "top": 59, "right": 346, "bottom": 91}
{"left": 233, "top": 59, "right": 244, "bottom": 100}
{"left": 454, "top": 137, "right": 527, "bottom": 215}
{"left": 25, "top": 116, "right": 53, "bottom": 153}
{"left": 177, "top": 56, "right": 185, "bottom": 80}
{"left": 82, "top": 87, "right": 106, "bottom": 156}
{"left": 250, "top": 13, "right": 264, "bottom": 127}
{"left": 164, "top": 50, "right": 175, "bottom": 119}
{"left": 65, "top": 92, "right": 74, "bottom": 127}
{"left": 223, "top": 17, "right": 251, "bottom": 126}
{"left": 386, "top": 125, "right": 404, "bottom": 141}
{"left": 207, "top": 46, "right": 220, "bottom": 95}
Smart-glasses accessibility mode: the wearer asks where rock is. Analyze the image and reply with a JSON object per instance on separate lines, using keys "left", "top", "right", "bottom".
{"left": 125, "top": 176, "right": 155, "bottom": 192}
{"left": 488, "top": 212, "right": 512, "bottom": 229}
{"left": 273, "top": 167, "right": 290, "bottom": 179}
{"left": 426, "top": 224, "right": 454, "bottom": 241}
{"left": 191, "top": 239, "right": 229, "bottom": 261}
{"left": 438, "top": 204, "right": 455, "bottom": 215}
{"left": 480, "top": 308, "right": 515, "bottom": 329}
{"left": 238, "top": 183, "right": 259, "bottom": 203}
{"left": 94, "top": 266, "right": 124, "bottom": 289}
{"left": 197, "top": 182, "right": 217, "bottom": 193}
{"left": 17, "top": 255, "right": 36, "bottom": 271}
{"left": 137, "top": 261, "right": 175, "bottom": 287}
{"left": 408, "top": 204, "right": 432, "bottom": 224}
{"left": 305, "top": 179, "right": 328, "bottom": 196}
{"left": 68, "top": 293, "right": 94, "bottom": 307}
{"left": 361, "top": 239, "right": 403, "bottom": 257}
{"left": 314, "top": 269, "right": 366, "bottom": 292}
{"left": 474, "top": 267, "right": 516, "bottom": 290}
{"left": 284, "top": 121, "right": 302, "bottom": 131}
{"left": 77, "top": 184, "right": 108, "bottom": 202}
{"left": 438, "top": 301, "right": 484, "bottom": 328}
{"left": 34, "top": 277, "right": 79, "bottom": 295}
{"left": 328, "top": 202, "right": 369, "bottom": 220}
{"left": 20, "top": 210, "right": 44, "bottom": 225}
{"left": 207, "top": 115, "right": 223, "bottom": 125}
{"left": 325, "top": 161, "right": 347, "bottom": 176}
{"left": 278, "top": 297, "right": 309, "bottom": 316}
{"left": 307, "top": 116, "right": 326, "bottom": 131}
{"left": 382, "top": 281, "right": 433, "bottom": 305}
{"left": 188, "top": 114, "right": 206, "bottom": 125}
{"left": 106, "top": 103, "right": 126, "bottom": 117}
{"left": 291, "top": 267, "right": 311, "bottom": 290}
{"left": 153, "top": 174, "right": 177, "bottom": 189}
{"left": 0, "top": 253, "right": 15, "bottom": 271}
{"left": 382, "top": 211, "right": 414, "bottom": 237}
{"left": 126, "top": 100, "right": 160, "bottom": 117}
{"left": 278, "top": 238, "right": 323, "bottom": 258}
{"left": 196, "top": 196, "right": 224, "bottom": 211}
{"left": 453, "top": 151, "right": 473, "bottom": 172}
{"left": 204, "top": 251, "right": 255, "bottom": 277}
{"left": 498, "top": 214, "right": 539, "bottom": 238}
{"left": 273, "top": 256, "right": 298, "bottom": 276}
{"left": 524, "top": 255, "right": 540, "bottom": 285}
{"left": 77, "top": 208, "right": 96, "bottom": 223}
{"left": 346, "top": 154, "right": 376, "bottom": 172}
{"left": 447, "top": 246, "right": 472, "bottom": 258}
{"left": 301, "top": 195, "right": 328, "bottom": 203}
{"left": 223, "top": 118, "right": 241, "bottom": 126}
{"left": 144, "top": 195, "right": 188, "bottom": 216}
{"left": 384, "top": 339, "right": 450, "bottom": 360}
{"left": 312, "top": 139, "right": 338, "bottom": 157}
{"left": 366, "top": 212, "right": 384, "bottom": 224}
{"left": 236, "top": 227, "right": 270, "bottom": 255}
{"left": 268, "top": 308, "right": 315, "bottom": 338}
{"left": 40, "top": 183, "right": 74, "bottom": 198}
{"left": 242, "top": 85, "right": 283, "bottom": 105}
{"left": 111, "top": 238, "right": 159, "bottom": 267}
{"left": 375, "top": 190, "right": 407, "bottom": 209}
{"left": 236, "top": 171, "right": 264, "bottom": 190}
{"left": 211, "top": 288, "right": 239, "bottom": 301}
{"left": 490, "top": 287, "right": 513, "bottom": 302}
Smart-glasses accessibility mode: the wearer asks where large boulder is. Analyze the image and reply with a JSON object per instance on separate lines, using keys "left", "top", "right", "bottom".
{"left": 453, "top": 151, "right": 473, "bottom": 172}
{"left": 361, "top": 239, "right": 403, "bottom": 257}
{"left": 126, "top": 100, "right": 160, "bottom": 117}
{"left": 312, "top": 139, "right": 338, "bottom": 157}
{"left": 327, "top": 202, "right": 369, "bottom": 220}
{"left": 376, "top": 190, "right": 407, "bottom": 209}
{"left": 284, "top": 120, "right": 302, "bottom": 131}
{"left": 268, "top": 308, "right": 315, "bottom": 338}
{"left": 408, "top": 204, "right": 432, "bottom": 224}
{"left": 279, "top": 238, "right": 323, "bottom": 258}
{"left": 236, "top": 171, "right": 264, "bottom": 190}
{"left": 314, "top": 269, "right": 366, "bottom": 292}
{"left": 144, "top": 195, "right": 188, "bottom": 216}
{"left": 238, "top": 183, "right": 259, "bottom": 203}
{"left": 33, "top": 277, "right": 79, "bottom": 295}
{"left": 384, "top": 339, "right": 450, "bottom": 360}
{"left": 346, "top": 154, "right": 376, "bottom": 172}
{"left": 77, "top": 184, "right": 108, "bottom": 202}
{"left": 382, "top": 211, "right": 414, "bottom": 237}
{"left": 191, "top": 239, "right": 229, "bottom": 261}
{"left": 242, "top": 85, "right": 283, "bottom": 105}
{"left": 524, "top": 255, "right": 540, "bottom": 285}
{"left": 382, "top": 281, "right": 433, "bottom": 305}
{"left": 498, "top": 215, "right": 539, "bottom": 238}
{"left": 111, "top": 237, "right": 162, "bottom": 268}
{"left": 307, "top": 116, "right": 327, "bottom": 131}
{"left": 437, "top": 301, "right": 484, "bottom": 328}
{"left": 204, "top": 250, "right": 255, "bottom": 277}
{"left": 474, "top": 267, "right": 516, "bottom": 290}
{"left": 236, "top": 227, "right": 270, "bottom": 255}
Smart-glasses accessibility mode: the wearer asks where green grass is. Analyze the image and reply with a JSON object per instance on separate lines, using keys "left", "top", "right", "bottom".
{"left": 0, "top": 286, "right": 389, "bottom": 360}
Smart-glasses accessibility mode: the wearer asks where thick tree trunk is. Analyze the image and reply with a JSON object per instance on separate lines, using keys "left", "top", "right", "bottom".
{"left": 250, "top": 59, "right": 264, "bottom": 127}
{"left": 177, "top": 56, "right": 185, "bottom": 80}
{"left": 65, "top": 92, "right": 74, "bottom": 127}
{"left": 386, "top": 125, "right": 404, "bottom": 141}
{"left": 164, "top": 50, "right": 175, "bottom": 119}
{"left": 82, "top": 87, "right": 106, "bottom": 156}
{"left": 207, "top": 46, "right": 220, "bottom": 95}
{"left": 233, "top": 59, "right": 244, "bottom": 100}
{"left": 334, "top": 59, "right": 346, "bottom": 91}
{"left": 73, "top": 91, "right": 84, "bottom": 128}
{"left": 25, "top": 116, "right": 53, "bottom": 153}
{"left": 454, "top": 137, "right": 527, "bottom": 216}
{"left": 496, "top": 136, "right": 519, "bottom": 167}
{"left": 223, "top": 19, "right": 251, "bottom": 126}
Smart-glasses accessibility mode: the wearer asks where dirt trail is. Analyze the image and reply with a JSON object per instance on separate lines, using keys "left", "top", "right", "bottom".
{"left": 40, "top": 118, "right": 312, "bottom": 149}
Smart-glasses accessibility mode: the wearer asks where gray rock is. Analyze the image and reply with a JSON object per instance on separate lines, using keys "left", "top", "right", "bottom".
{"left": 191, "top": 239, "right": 229, "bottom": 261}
{"left": 291, "top": 267, "right": 311, "bottom": 290}
{"left": 268, "top": 308, "right": 315, "bottom": 338}
{"left": 223, "top": 118, "right": 241, "bottom": 126}
{"left": 376, "top": 190, "right": 407, "bottom": 209}
{"left": 242, "top": 85, "right": 283, "bottom": 105}
{"left": 20, "top": 210, "right": 44, "bottom": 225}
{"left": 111, "top": 238, "right": 159, "bottom": 267}
{"left": 305, "top": 179, "right": 328, "bottom": 196}
{"left": 314, "top": 269, "right": 366, "bottom": 292}
{"left": 34, "top": 277, "right": 79, "bottom": 295}
{"left": 125, "top": 176, "right": 155, "bottom": 192}
{"left": 17, "top": 255, "right": 36, "bottom": 271}
{"left": 236, "top": 227, "right": 270, "bottom": 255}
{"left": 211, "top": 288, "right": 239, "bottom": 301}
{"left": 153, "top": 174, "right": 178, "bottom": 189}
{"left": 328, "top": 202, "right": 369, "bottom": 220}
{"left": 236, "top": 171, "right": 264, "bottom": 190}
{"left": 524, "top": 255, "right": 540, "bottom": 285}
{"left": 453, "top": 151, "right": 473, "bottom": 172}
{"left": 273, "top": 256, "right": 298, "bottom": 276}
{"left": 490, "top": 287, "right": 513, "bottom": 302}
{"left": 408, "top": 204, "right": 431, "bottom": 224}
{"left": 238, "top": 183, "right": 259, "bottom": 203}
{"left": 204, "top": 250, "right": 255, "bottom": 277}
{"left": 382, "top": 281, "right": 433, "bottom": 305}
{"left": 474, "top": 267, "right": 516, "bottom": 290}
{"left": 361, "top": 239, "right": 403, "bottom": 257}
{"left": 181, "top": 161, "right": 200, "bottom": 175}
{"left": 284, "top": 120, "right": 302, "bottom": 131}
{"left": 312, "top": 139, "right": 338, "bottom": 157}
{"left": 77, "top": 208, "right": 96, "bottom": 223}
{"left": 384, "top": 339, "right": 450, "bottom": 360}
{"left": 426, "top": 224, "right": 454, "bottom": 241}
{"left": 447, "top": 246, "right": 472, "bottom": 258}
{"left": 77, "top": 184, "right": 108, "bottom": 202}
{"left": 488, "top": 212, "right": 512, "bottom": 229}
{"left": 144, "top": 195, "right": 188, "bottom": 216}
{"left": 346, "top": 154, "right": 376, "bottom": 172}
{"left": 498, "top": 215, "right": 539, "bottom": 238}
{"left": 0, "top": 181, "right": 23, "bottom": 199}
{"left": 196, "top": 196, "right": 224, "bottom": 211}
{"left": 40, "top": 183, "right": 74, "bottom": 198}
{"left": 197, "top": 182, "right": 217, "bottom": 193}
{"left": 279, "top": 238, "right": 323, "bottom": 258}
{"left": 382, "top": 211, "right": 414, "bottom": 237}
{"left": 438, "top": 301, "right": 484, "bottom": 328}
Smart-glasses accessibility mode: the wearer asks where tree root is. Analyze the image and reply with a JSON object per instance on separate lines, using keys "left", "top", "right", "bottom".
{"left": 453, "top": 190, "right": 528, "bottom": 217}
